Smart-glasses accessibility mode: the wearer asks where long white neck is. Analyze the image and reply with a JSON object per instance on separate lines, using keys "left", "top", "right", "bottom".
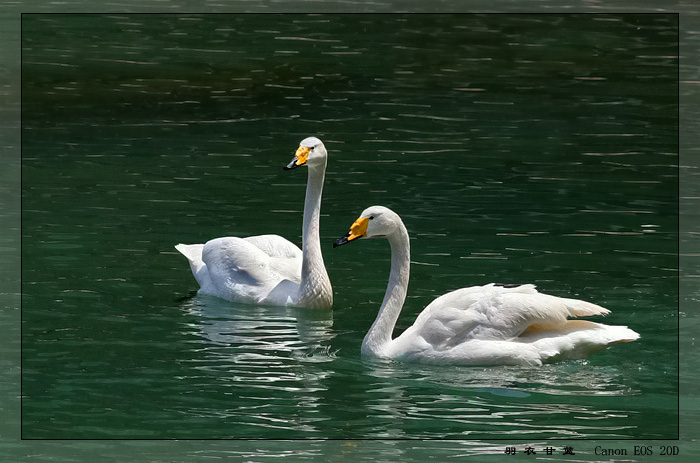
{"left": 361, "top": 222, "right": 411, "bottom": 356}
{"left": 297, "top": 159, "right": 332, "bottom": 308}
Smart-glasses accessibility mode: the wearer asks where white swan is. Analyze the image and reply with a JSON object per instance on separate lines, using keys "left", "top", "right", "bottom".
{"left": 175, "top": 137, "right": 332, "bottom": 309}
{"left": 333, "top": 206, "right": 639, "bottom": 366}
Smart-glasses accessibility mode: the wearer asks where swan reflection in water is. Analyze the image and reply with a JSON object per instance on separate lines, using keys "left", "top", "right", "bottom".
{"left": 177, "top": 294, "right": 336, "bottom": 436}
{"left": 364, "top": 356, "right": 641, "bottom": 397}
{"left": 358, "top": 357, "right": 641, "bottom": 438}
{"left": 181, "top": 294, "right": 336, "bottom": 363}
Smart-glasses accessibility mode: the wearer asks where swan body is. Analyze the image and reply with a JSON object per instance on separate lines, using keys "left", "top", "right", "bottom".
{"left": 175, "top": 137, "right": 332, "bottom": 309}
{"left": 334, "top": 206, "right": 639, "bottom": 366}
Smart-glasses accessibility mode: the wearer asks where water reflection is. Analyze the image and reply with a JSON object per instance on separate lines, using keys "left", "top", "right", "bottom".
{"left": 180, "top": 294, "right": 336, "bottom": 364}
{"left": 364, "top": 357, "right": 640, "bottom": 397}
{"left": 176, "top": 295, "right": 336, "bottom": 435}
{"left": 353, "top": 358, "right": 641, "bottom": 438}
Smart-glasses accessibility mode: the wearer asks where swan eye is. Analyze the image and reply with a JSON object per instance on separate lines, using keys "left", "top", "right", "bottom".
{"left": 369, "top": 215, "right": 375, "bottom": 220}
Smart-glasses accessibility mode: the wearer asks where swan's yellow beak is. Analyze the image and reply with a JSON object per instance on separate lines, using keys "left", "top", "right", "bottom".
{"left": 333, "top": 217, "right": 369, "bottom": 247}
{"left": 283, "top": 146, "right": 310, "bottom": 170}
{"left": 349, "top": 217, "right": 370, "bottom": 240}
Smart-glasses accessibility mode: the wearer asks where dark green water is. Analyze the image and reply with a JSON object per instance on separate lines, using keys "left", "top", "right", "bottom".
{"left": 21, "top": 13, "right": 678, "bottom": 441}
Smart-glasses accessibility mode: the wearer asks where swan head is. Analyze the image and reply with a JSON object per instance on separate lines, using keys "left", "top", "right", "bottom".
{"left": 283, "top": 136, "right": 327, "bottom": 170}
{"left": 333, "top": 206, "right": 401, "bottom": 247}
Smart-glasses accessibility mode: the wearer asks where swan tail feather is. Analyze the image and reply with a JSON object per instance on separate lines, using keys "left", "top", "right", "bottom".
{"left": 535, "top": 322, "right": 640, "bottom": 362}
{"left": 175, "top": 243, "right": 205, "bottom": 275}
{"left": 561, "top": 297, "right": 611, "bottom": 318}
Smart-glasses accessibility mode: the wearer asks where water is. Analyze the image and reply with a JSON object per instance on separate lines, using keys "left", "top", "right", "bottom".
{"left": 18, "top": 10, "right": 682, "bottom": 452}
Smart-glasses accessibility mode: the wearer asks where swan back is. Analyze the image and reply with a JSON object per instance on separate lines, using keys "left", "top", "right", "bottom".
{"left": 409, "top": 284, "right": 610, "bottom": 347}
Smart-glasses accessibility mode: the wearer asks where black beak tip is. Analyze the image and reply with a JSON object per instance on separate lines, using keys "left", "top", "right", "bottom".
{"left": 333, "top": 235, "right": 349, "bottom": 248}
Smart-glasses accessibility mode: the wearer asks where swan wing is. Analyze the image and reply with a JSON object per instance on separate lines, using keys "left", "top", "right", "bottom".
{"left": 202, "top": 236, "right": 301, "bottom": 287}
{"left": 403, "top": 284, "right": 611, "bottom": 352}
{"left": 174, "top": 236, "right": 301, "bottom": 304}
{"left": 243, "top": 234, "right": 302, "bottom": 260}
